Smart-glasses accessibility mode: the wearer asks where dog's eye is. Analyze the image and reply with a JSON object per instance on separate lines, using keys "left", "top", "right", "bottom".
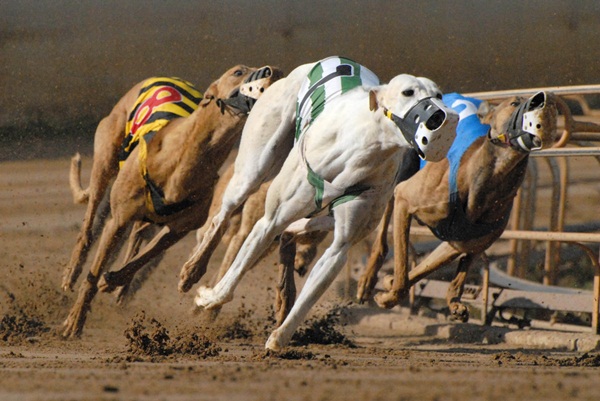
{"left": 436, "top": 93, "right": 443, "bottom": 100}
{"left": 402, "top": 89, "right": 414, "bottom": 97}
{"left": 233, "top": 69, "right": 244, "bottom": 77}
{"left": 510, "top": 101, "right": 520, "bottom": 107}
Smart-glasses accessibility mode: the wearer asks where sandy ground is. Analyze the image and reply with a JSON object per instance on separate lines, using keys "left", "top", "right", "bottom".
{"left": 0, "top": 157, "right": 599, "bottom": 401}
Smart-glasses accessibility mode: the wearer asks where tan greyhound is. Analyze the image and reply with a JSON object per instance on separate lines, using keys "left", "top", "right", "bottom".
{"left": 356, "top": 91, "right": 559, "bottom": 321}
{"left": 63, "top": 68, "right": 276, "bottom": 296}
{"left": 62, "top": 64, "right": 283, "bottom": 337}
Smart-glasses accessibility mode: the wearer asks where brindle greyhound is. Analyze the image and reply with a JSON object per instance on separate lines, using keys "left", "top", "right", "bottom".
{"left": 61, "top": 64, "right": 283, "bottom": 337}
{"left": 356, "top": 91, "right": 559, "bottom": 321}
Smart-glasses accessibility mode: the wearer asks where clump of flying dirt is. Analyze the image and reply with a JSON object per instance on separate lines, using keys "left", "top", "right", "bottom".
{"left": 291, "top": 307, "right": 356, "bottom": 348}
{"left": 260, "top": 348, "right": 316, "bottom": 360}
{"left": 557, "top": 352, "right": 600, "bottom": 367}
{"left": 124, "top": 312, "right": 220, "bottom": 361}
{"left": 0, "top": 310, "right": 50, "bottom": 344}
{"left": 0, "top": 287, "right": 51, "bottom": 344}
{"left": 493, "top": 351, "right": 600, "bottom": 367}
{"left": 493, "top": 351, "right": 559, "bottom": 366}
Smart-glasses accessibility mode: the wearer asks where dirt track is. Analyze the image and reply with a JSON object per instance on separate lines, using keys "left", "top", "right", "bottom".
{"left": 0, "top": 157, "right": 598, "bottom": 401}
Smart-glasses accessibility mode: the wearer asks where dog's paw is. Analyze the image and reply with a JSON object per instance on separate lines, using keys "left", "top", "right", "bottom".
{"left": 374, "top": 290, "right": 401, "bottom": 309}
{"left": 62, "top": 308, "right": 83, "bottom": 339}
{"left": 382, "top": 274, "right": 395, "bottom": 291}
{"left": 194, "top": 286, "right": 232, "bottom": 310}
{"left": 265, "top": 330, "right": 284, "bottom": 351}
{"left": 449, "top": 302, "right": 470, "bottom": 323}
{"left": 178, "top": 260, "right": 208, "bottom": 293}
{"left": 356, "top": 275, "right": 374, "bottom": 304}
{"left": 61, "top": 268, "right": 79, "bottom": 292}
{"left": 194, "top": 286, "right": 214, "bottom": 308}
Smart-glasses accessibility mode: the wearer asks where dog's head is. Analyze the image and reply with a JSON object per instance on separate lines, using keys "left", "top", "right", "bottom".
{"left": 481, "top": 91, "right": 558, "bottom": 152}
{"left": 201, "top": 65, "right": 284, "bottom": 115}
{"left": 369, "top": 74, "right": 458, "bottom": 162}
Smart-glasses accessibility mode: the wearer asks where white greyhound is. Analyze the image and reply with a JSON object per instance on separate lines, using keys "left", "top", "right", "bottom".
{"left": 182, "top": 56, "right": 459, "bottom": 350}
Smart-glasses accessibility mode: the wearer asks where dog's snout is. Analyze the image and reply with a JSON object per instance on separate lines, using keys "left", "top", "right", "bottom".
{"left": 527, "top": 120, "right": 543, "bottom": 131}
{"left": 425, "top": 109, "right": 445, "bottom": 130}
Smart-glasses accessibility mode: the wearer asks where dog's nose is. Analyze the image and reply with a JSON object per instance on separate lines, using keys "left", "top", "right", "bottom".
{"left": 425, "top": 109, "right": 445, "bottom": 131}
{"left": 528, "top": 91, "right": 546, "bottom": 111}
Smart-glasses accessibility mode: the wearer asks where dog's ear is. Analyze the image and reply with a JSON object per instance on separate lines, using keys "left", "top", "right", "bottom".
{"left": 477, "top": 101, "right": 493, "bottom": 123}
{"left": 369, "top": 89, "right": 379, "bottom": 111}
{"left": 200, "top": 81, "right": 218, "bottom": 107}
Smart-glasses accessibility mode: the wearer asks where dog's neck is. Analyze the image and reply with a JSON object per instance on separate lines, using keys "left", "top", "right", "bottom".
{"left": 460, "top": 136, "right": 529, "bottom": 224}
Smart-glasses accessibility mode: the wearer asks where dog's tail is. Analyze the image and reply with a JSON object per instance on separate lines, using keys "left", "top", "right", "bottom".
{"left": 69, "top": 153, "right": 90, "bottom": 204}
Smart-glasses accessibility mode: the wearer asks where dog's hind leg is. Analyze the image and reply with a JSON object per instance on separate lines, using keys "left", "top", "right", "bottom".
{"left": 112, "top": 221, "right": 161, "bottom": 304}
{"left": 275, "top": 231, "right": 297, "bottom": 327}
{"left": 193, "top": 212, "right": 294, "bottom": 310}
{"left": 62, "top": 114, "right": 125, "bottom": 291}
{"left": 293, "top": 230, "right": 328, "bottom": 276}
{"left": 356, "top": 198, "right": 393, "bottom": 303}
{"left": 98, "top": 225, "right": 188, "bottom": 294}
{"left": 193, "top": 161, "right": 319, "bottom": 311}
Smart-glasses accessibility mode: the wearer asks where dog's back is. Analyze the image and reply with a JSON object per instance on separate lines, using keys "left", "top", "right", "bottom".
{"left": 119, "top": 77, "right": 203, "bottom": 166}
{"left": 294, "top": 56, "right": 379, "bottom": 141}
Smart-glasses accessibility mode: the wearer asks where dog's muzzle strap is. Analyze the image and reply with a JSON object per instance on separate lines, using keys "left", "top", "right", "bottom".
{"left": 384, "top": 107, "right": 420, "bottom": 154}
{"left": 217, "top": 95, "right": 251, "bottom": 115}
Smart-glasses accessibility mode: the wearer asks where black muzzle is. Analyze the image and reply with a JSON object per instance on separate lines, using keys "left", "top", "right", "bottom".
{"left": 218, "top": 66, "right": 275, "bottom": 115}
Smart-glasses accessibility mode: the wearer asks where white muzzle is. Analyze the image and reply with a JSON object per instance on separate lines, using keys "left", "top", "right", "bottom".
{"left": 385, "top": 97, "right": 459, "bottom": 162}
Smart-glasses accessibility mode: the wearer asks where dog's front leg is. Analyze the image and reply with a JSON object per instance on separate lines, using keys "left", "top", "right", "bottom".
{"left": 179, "top": 209, "right": 231, "bottom": 293}
{"left": 194, "top": 216, "right": 280, "bottom": 310}
{"left": 374, "top": 197, "right": 412, "bottom": 309}
{"left": 62, "top": 216, "right": 128, "bottom": 338}
{"left": 445, "top": 253, "right": 476, "bottom": 322}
